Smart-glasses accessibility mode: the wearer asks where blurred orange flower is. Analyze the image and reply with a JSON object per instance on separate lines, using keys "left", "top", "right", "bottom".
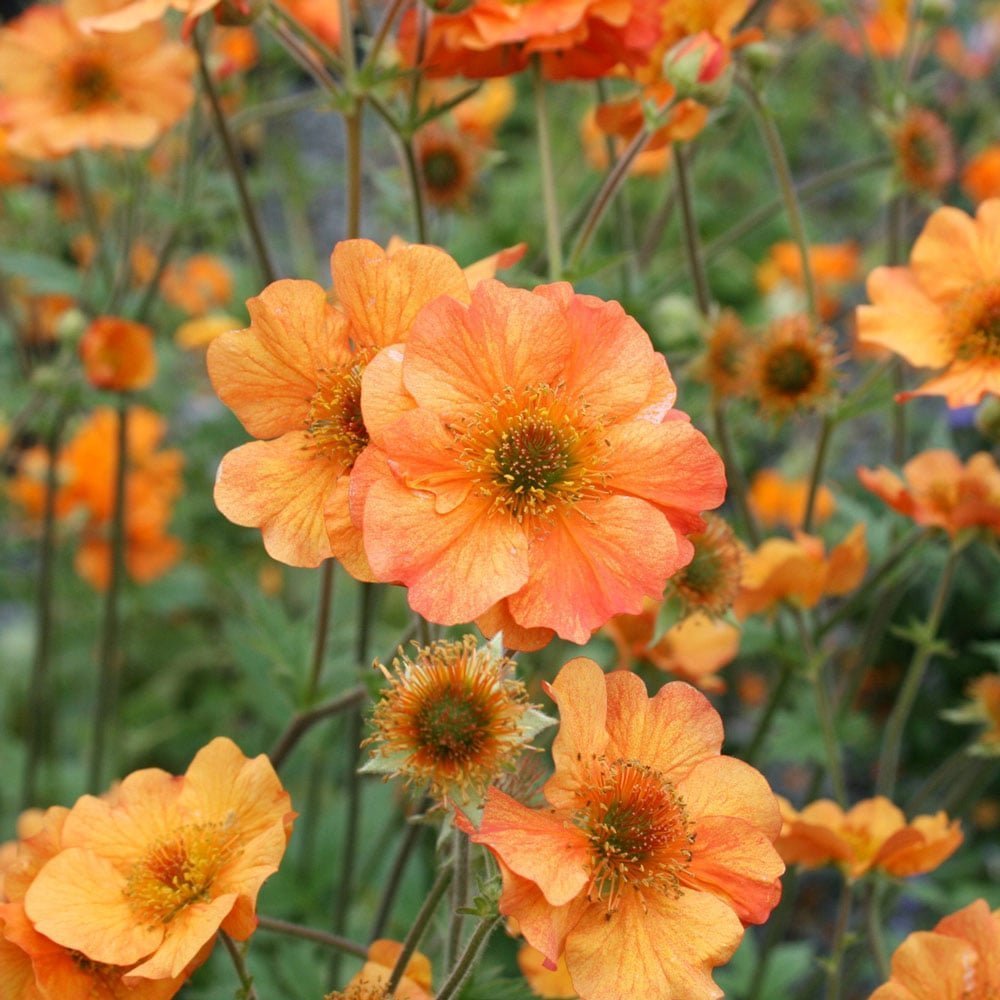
{"left": 0, "top": 4, "right": 194, "bottom": 159}
{"left": 329, "top": 939, "right": 433, "bottom": 1000}
{"left": 80, "top": 316, "right": 157, "bottom": 392}
{"left": 462, "top": 658, "right": 783, "bottom": 1000}
{"left": 856, "top": 199, "right": 1000, "bottom": 407}
{"left": 750, "top": 315, "right": 838, "bottom": 415}
{"left": 827, "top": 0, "right": 908, "bottom": 58}
{"left": 962, "top": 145, "right": 1000, "bottom": 204}
{"left": 693, "top": 309, "right": 751, "bottom": 398}
{"left": 208, "top": 239, "right": 472, "bottom": 573}
{"left": 23, "top": 737, "right": 293, "bottom": 982}
{"left": 415, "top": 123, "right": 477, "bottom": 210}
{"left": 756, "top": 241, "right": 859, "bottom": 321}
{"left": 353, "top": 278, "right": 725, "bottom": 650}
{"left": 668, "top": 513, "right": 744, "bottom": 615}
{"left": 748, "top": 468, "right": 836, "bottom": 529}
{"left": 943, "top": 674, "right": 1000, "bottom": 754}
{"left": 579, "top": 105, "right": 670, "bottom": 177}
{"left": 871, "top": 899, "right": 1000, "bottom": 1000}
{"left": 892, "top": 108, "right": 955, "bottom": 196}
{"left": 858, "top": 450, "right": 1000, "bottom": 537}
{"left": 734, "top": 524, "right": 867, "bottom": 616}
{"left": 162, "top": 254, "right": 234, "bottom": 316}
{"left": 776, "top": 795, "right": 962, "bottom": 880}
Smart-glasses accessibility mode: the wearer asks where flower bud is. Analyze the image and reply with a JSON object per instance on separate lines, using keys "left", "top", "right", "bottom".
{"left": 662, "top": 32, "right": 733, "bottom": 106}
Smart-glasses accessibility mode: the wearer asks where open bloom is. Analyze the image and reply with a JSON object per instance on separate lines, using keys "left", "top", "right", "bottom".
{"left": 0, "top": 3, "right": 194, "bottom": 160}
{"left": 756, "top": 241, "right": 859, "bottom": 321}
{"left": 856, "top": 199, "right": 1000, "bottom": 407}
{"left": 858, "top": 450, "right": 1000, "bottom": 538}
{"left": 748, "top": 468, "right": 836, "bottom": 530}
{"left": 22, "top": 738, "right": 292, "bottom": 982}
{"left": 352, "top": 278, "right": 726, "bottom": 650}
{"left": 776, "top": 796, "right": 962, "bottom": 880}
{"left": 462, "top": 659, "right": 783, "bottom": 1000}
{"left": 326, "top": 939, "right": 433, "bottom": 1000}
{"left": 871, "top": 899, "right": 1000, "bottom": 1000}
{"left": 79, "top": 315, "right": 157, "bottom": 391}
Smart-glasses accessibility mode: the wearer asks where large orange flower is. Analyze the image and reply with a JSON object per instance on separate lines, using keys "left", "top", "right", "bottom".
{"left": 858, "top": 450, "right": 1000, "bottom": 538}
{"left": 462, "top": 658, "right": 784, "bottom": 1000}
{"left": 0, "top": 3, "right": 194, "bottom": 160}
{"left": 856, "top": 199, "right": 1000, "bottom": 407}
{"left": 398, "top": 0, "right": 662, "bottom": 80}
{"left": 871, "top": 899, "right": 1000, "bottom": 1000}
{"left": 352, "top": 278, "right": 726, "bottom": 650}
{"left": 776, "top": 796, "right": 962, "bottom": 880}
{"left": 23, "top": 737, "right": 292, "bottom": 982}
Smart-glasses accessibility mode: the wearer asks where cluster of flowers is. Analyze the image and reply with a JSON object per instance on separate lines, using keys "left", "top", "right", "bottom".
{"left": 0, "top": 738, "right": 293, "bottom": 998}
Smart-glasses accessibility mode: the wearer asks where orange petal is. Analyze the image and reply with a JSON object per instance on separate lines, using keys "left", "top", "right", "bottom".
{"left": 475, "top": 600, "right": 555, "bottom": 652}
{"left": 214, "top": 433, "right": 341, "bottom": 567}
{"left": 207, "top": 279, "right": 350, "bottom": 439}
{"left": 910, "top": 205, "right": 993, "bottom": 302}
{"left": 679, "top": 755, "right": 782, "bottom": 840}
{"left": 462, "top": 242, "right": 527, "bottom": 288}
{"left": 871, "top": 930, "right": 978, "bottom": 1000}
{"left": 360, "top": 345, "right": 413, "bottom": 446}
{"left": 900, "top": 359, "right": 1000, "bottom": 408}
{"left": 325, "top": 474, "right": 375, "bottom": 581}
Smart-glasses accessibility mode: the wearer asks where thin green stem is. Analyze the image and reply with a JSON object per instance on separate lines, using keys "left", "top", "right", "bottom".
{"left": 744, "top": 656, "right": 796, "bottom": 766}
{"left": 385, "top": 866, "right": 454, "bottom": 994}
{"left": 671, "top": 144, "right": 711, "bottom": 316}
{"left": 269, "top": 685, "right": 367, "bottom": 770}
{"left": 369, "top": 797, "right": 432, "bottom": 940}
{"left": 803, "top": 414, "right": 835, "bottom": 534}
{"left": 533, "top": 58, "right": 562, "bottom": 280}
{"left": 194, "top": 26, "right": 277, "bottom": 285}
{"left": 739, "top": 75, "right": 818, "bottom": 323}
{"left": 877, "top": 545, "right": 961, "bottom": 798}
{"left": 713, "top": 401, "right": 761, "bottom": 546}
{"left": 436, "top": 913, "right": 502, "bottom": 1000}
{"left": 305, "top": 561, "right": 336, "bottom": 705}
{"left": 256, "top": 915, "right": 368, "bottom": 958}
{"left": 825, "top": 879, "right": 854, "bottom": 1000}
{"left": 363, "top": 0, "right": 409, "bottom": 69}
{"left": 88, "top": 396, "right": 129, "bottom": 793}
{"left": 865, "top": 878, "right": 891, "bottom": 982}
{"left": 71, "top": 152, "right": 114, "bottom": 289}
{"left": 446, "top": 828, "right": 471, "bottom": 969}
{"left": 219, "top": 930, "right": 259, "bottom": 1000}
{"left": 21, "top": 412, "right": 66, "bottom": 809}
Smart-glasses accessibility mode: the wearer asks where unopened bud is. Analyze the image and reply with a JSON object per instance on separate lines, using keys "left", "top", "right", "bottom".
{"left": 662, "top": 32, "right": 733, "bottom": 106}
{"left": 55, "top": 307, "right": 88, "bottom": 345}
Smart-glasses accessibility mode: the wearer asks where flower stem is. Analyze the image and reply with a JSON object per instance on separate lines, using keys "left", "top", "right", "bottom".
{"left": 865, "top": 878, "right": 891, "bottom": 981}
{"left": 436, "top": 913, "right": 503, "bottom": 1000}
{"left": 825, "top": 879, "right": 854, "bottom": 1000}
{"left": 305, "top": 561, "right": 336, "bottom": 705}
{"left": 876, "top": 544, "right": 961, "bottom": 798}
{"left": 672, "top": 144, "right": 711, "bottom": 316}
{"left": 194, "top": 25, "right": 277, "bottom": 285}
{"left": 739, "top": 75, "right": 817, "bottom": 323}
{"left": 219, "top": 930, "right": 259, "bottom": 1000}
{"left": 256, "top": 915, "right": 368, "bottom": 958}
{"left": 269, "top": 685, "right": 367, "bottom": 769}
{"left": 88, "top": 395, "right": 129, "bottom": 794}
{"left": 744, "top": 655, "right": 796, "bottom": 766}
{"left": 802, "top": 413, "right": 835, "bottom": 534}
{"left": 385, "top": 866, "right": 454, "bottom": 994}
{"left": 369, "top": 796, "right": 432, "bottom": 940}
{"left": 21, "top": 411, "right": 66, "bottom": 809}
{"left": 445, "top": 828, "right": 471, "bottom": 969}
{"left": 532, "top": 58, "right": 562, "bottom": 280}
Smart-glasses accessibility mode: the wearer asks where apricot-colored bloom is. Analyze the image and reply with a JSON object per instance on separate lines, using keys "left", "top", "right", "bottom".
{"left": 327, "top": 939, "right": 433, "bottom": 1000}
{"left": 363, "top": 635, "right": 553, "bottom": 803}
{"left": 174, "top": 313, "right": 242, "bottom": 351}
{"left": 208, "top": 239, "right": 477, "bottom": 573}
{"left": 605, "top": 603, "right": 740, "bottom": 692}
{"left": 80, "top": 316, "right": 157, "bottom": 391}
{"left": 892, "top": 108, "right": 955, "bottom": 196}
{"left": 463, "top": 658, "right": 783, "bottom": 1000}
{"left": 749, "top": 468, "right": 836, "bottom": 529}
{"left": 692, "top": 309, "right": 751, "bottom": 398}
{"left": 776, "top": 795, "right": 962, "bottom": 881}
{"left": 0, "top": 4, "right": 194, "bottom": 160}
{"left": 161, "top": 255, "right": 234, "bottom": 316}
{"left": 750, "top": 315, "right": 838, "bottom": 415}
{"left": 757, "top": 242, "right": 859, "bottom": 321}
{"left": 416, "top": 123, "right": 477, "bottom": 210}
{"left": 827, "top": 0, "right": 908, "bottom": 58}
{"left": 353, "top": 278, "right": 726, "bottom": 650}
{"left": 518, "top": 943, "right": 577, "bottom": 998}
{"left": 75, "top": 0, "right": 219, "bottom": 32}
{"left": 734, "top": 525, "right": 867, "bottom": 617}
{"left": 399, "top": 0, "right": 662, "bottom": 81}
{"left": 23, "top": 737, "right": 292, "bottom": 982}
{"left": 963, "top": 145, "right": 1000, "bottom": 204}
{"left": 858, "top": 450, "right": 1000, "bottom": 537}
{"left": 668, "top": 514, "right": 744, "bottom": 615}
{"left": 857, "top": 200, "right": 1000, "bottom": 407}
{"left": 943, "top": 674, "right": 1000, "bottom": 755}
{"left": 871, "top": 899, "right": 1000, "bottom": 1000}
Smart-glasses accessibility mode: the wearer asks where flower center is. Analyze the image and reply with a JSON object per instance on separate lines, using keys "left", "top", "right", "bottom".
{"left": 307, "top": 356, "right": 371, "bottom": 467}
{"left": 459, "top": 386, "right": 605, "bottom": 523}
{"left": 763, "top": 344, "right": 818, "bottom": 395}
{"left": 124, "top": 821, "right": 239, "bottom": 926}
{"left": 948, "top": 281, "right": 1000, "bottom": 362}
{"left": 423, "top": 149, "right": 462, "bottom": 192}
{"left": 577, "top": 760, "right": 694, "bottom": 911}
{"left": 63, "top": 55, "right": 118, "bottom": 110}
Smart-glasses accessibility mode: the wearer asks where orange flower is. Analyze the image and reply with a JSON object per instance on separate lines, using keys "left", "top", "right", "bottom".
{"left": 363, "top": 635, "right": 553, "bottom": 803}
{"left": 518, "top": 943, "right": 577, "bottom": 998}
{"left": 765, "top": 0, "right": 823, "bottom": 34}
{"left": 174, "top": 313, "right": 242, "bottom": 351}
{"left": 827, "top": 0, "right": 908, "bottom": 58}
{"left": 0, "top": 806, "right": 207, "bottom": 999}
{"left": 943, "top": 674, "right": 1000, "bottom": 754}
{"left": 579, "top": 106, "right": 670, "bottom": 177}
{"left": 871, "top": 899, "right": 1000, "bottom": 999}
{"left": 79, "top": 316, "right": 157, "bottom": 392}
{"left": 692, "top": 309, "right": 751, "bottom": 398}
{"left": 161, "top": 254, "right": 234, "bottom": 316}
{"left": 892, "top": 108, "right": 955, "bottom": 196}
{"left": 208, "top": 239, "right": 476, "bottom": 573}
{"left": 0, "top": 3, "right": 195, "bottom": 160}
{"left": 23, "top": 737, "right": 293, "bottom": 982}
{"left": 353, "top": 278, "right": 726, "bottom": 650}
{"left": 734, "top": 524, "right": 867, "bottom": 616}
{"left": 858, "top": 450, "right": 1000, "bottom": 537}
{"left": 276, "top": 0, "right": 342, "bottom": 49}
{"left": 399, "top": 0, "right": 662, "bottom": 81}
{"left": 605, "top": 604, "right": 740, "bottom": 692}
{"left": 856, "top": 199, "right": 1000, "bottom": 407}
{"left": 748, "top": 468, "right": 836, "bottom": 529}
{"left": 327, "top": 939, "right": 433, "bottom": 1000}
{"left": 962, "top": 145, "right": 1000, "bottom": 205}
{"left": 750, "top": 315, "right": 838, "bottom": 415}
{"left": 756, "top": 241, "right": 859, "bottom": 321}
{"left": 668, "top": 513, "right": 744, "bottom": 615}
{"left": 776, "top": 795, "right": 962, "bottom": 880}
{"left": 415, "top": 123, "right": 477, "bottom": 210}
{"left": 462, "top": 658, "right": 784, "bottom": 1000}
